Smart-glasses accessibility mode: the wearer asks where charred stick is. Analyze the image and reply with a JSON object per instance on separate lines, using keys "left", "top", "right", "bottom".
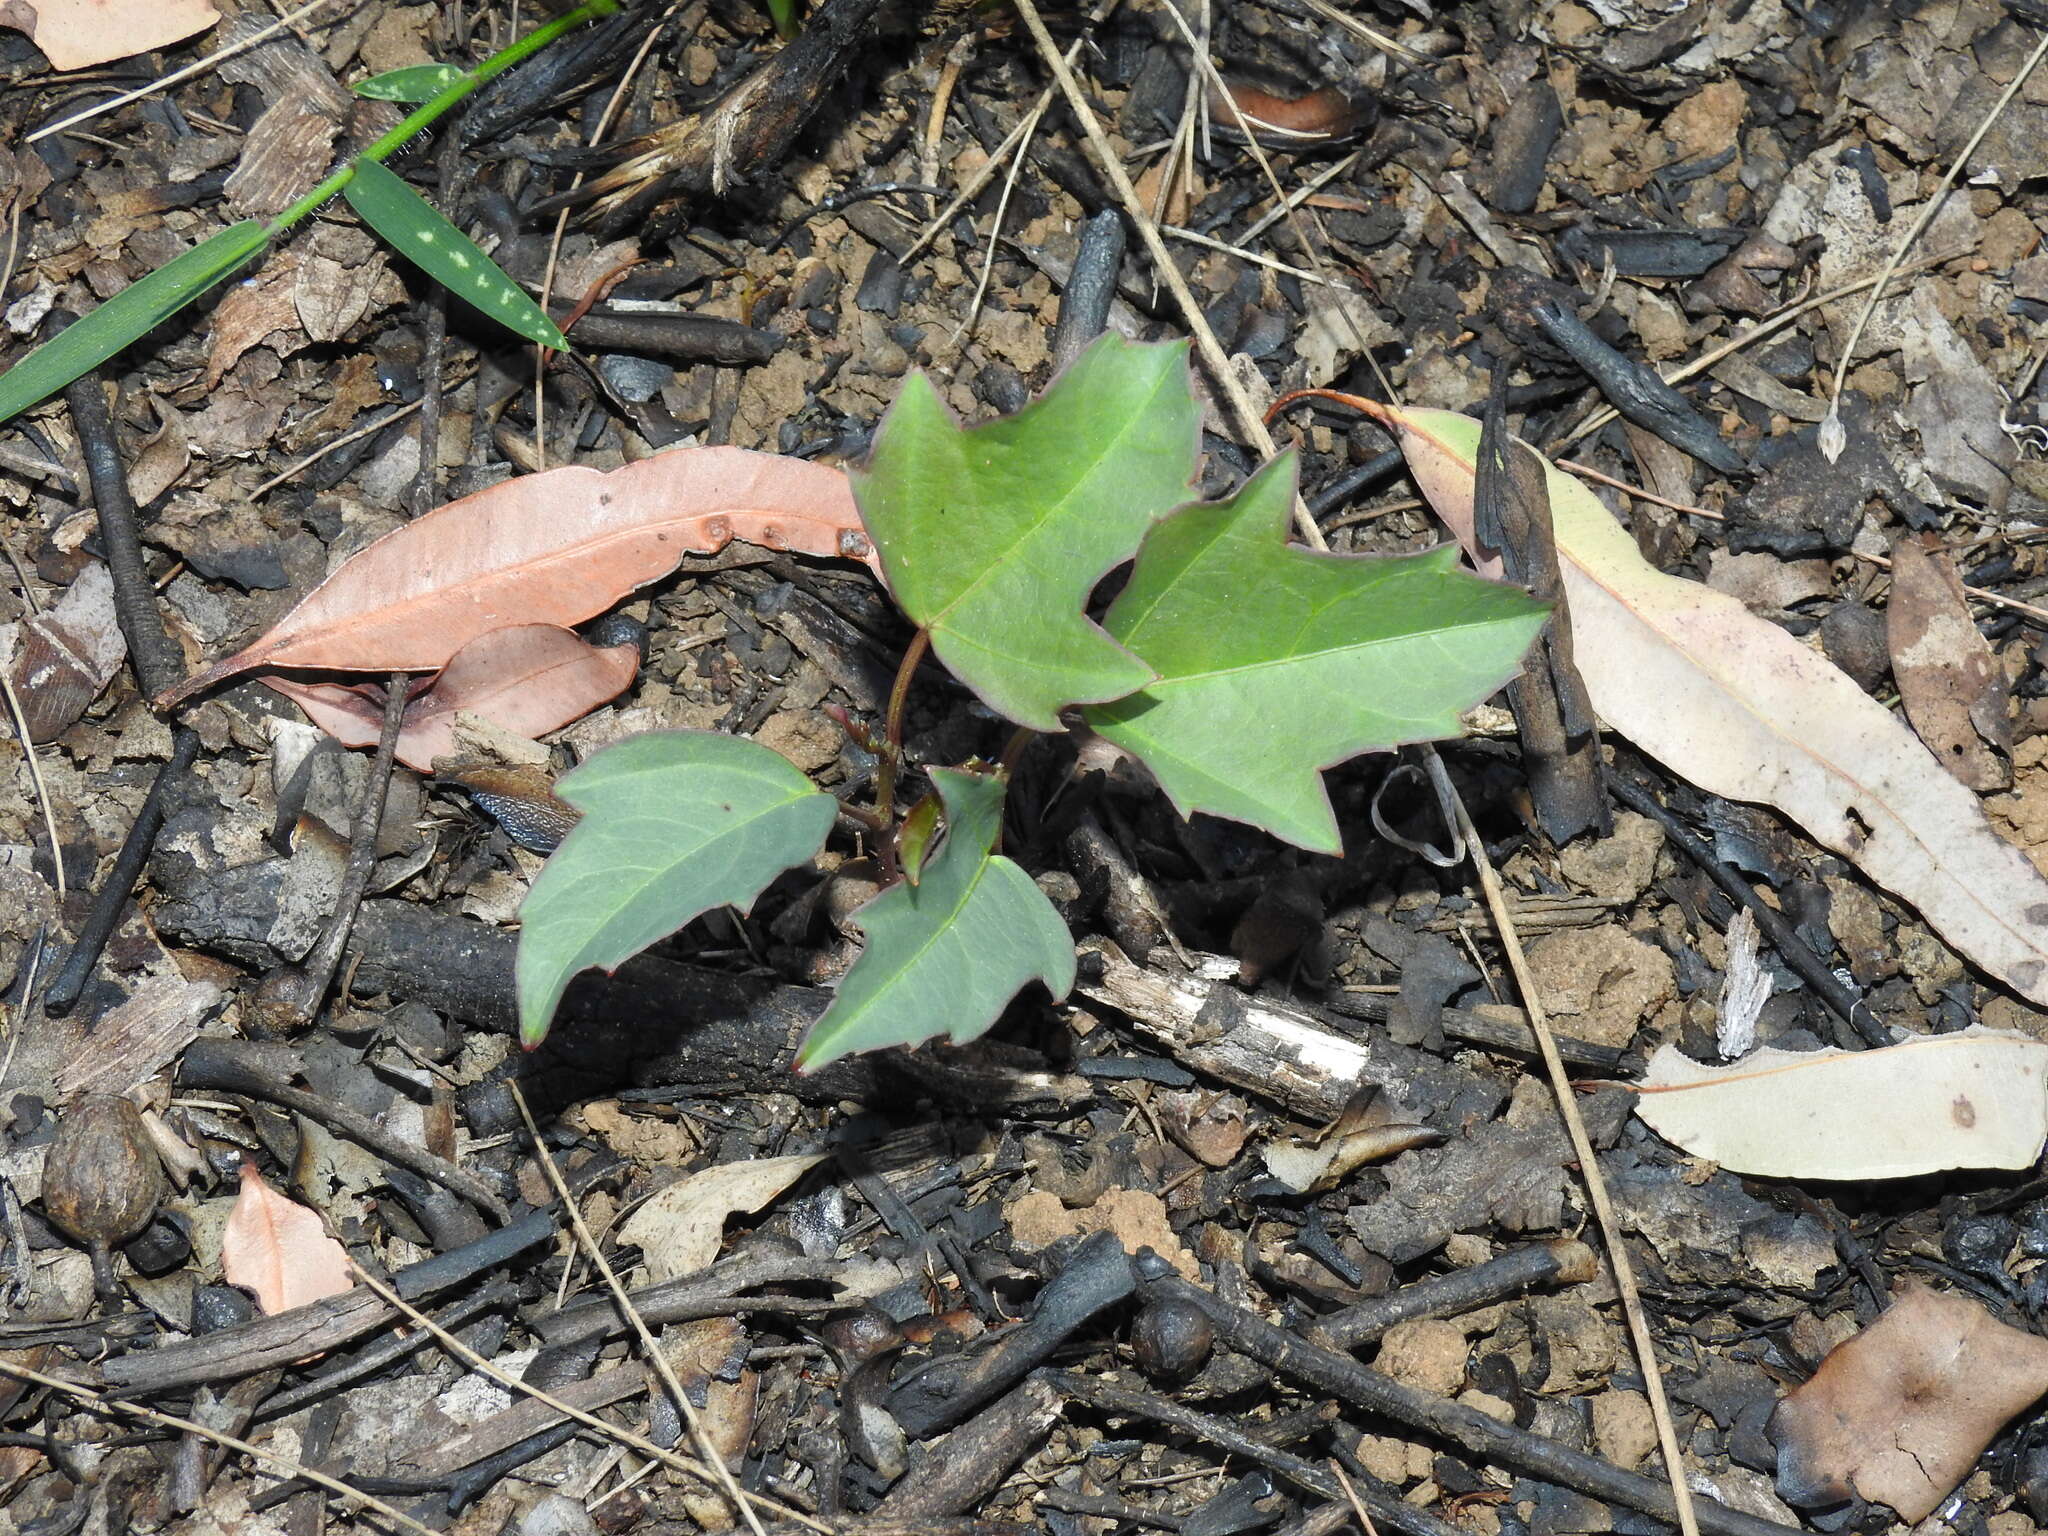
{"left": 543, "top": 303, "right": 778, "bottom": 364}
{"left": 874, "top": 1376, "right": 1063, "bottom": 1519}
{"left": 404, "top": 1355, "right": 662, "bottom": 1480}
{"left": 888, "top": 1230, "right": 1135, "bottom": 1439}
{"left": 1138, "top": 1267, "right": 1805, "bottom": 1536}
{"left": 61, "top": 355, "right": 184, "bottom": 698}
{"left": 566, "top": 0, "right": 888, "bottom": 224}
{"left": 1476, "top": 370, "right": 1608, "bottom": 843}
{"left": 1308, "top": 449, "right": 1405, "bottom": 518}
{"left": 535, "top": 1252, "right": 847, "bottom": 1346}
{"left": 1047, "top": 1370, "right": 1464, "bottom": 1536}
{"left": 1527, "top": 298, "right": 1744, "bottom": 475}
{"left": 95, "top": 1209, "right": 553, "bottom": 1395}
{"left": 1050, "top": 209, "right": 1128, "bottom": 371}
{"left": 1607, "top": 776, "right": 1877, "bottom": 1042}
{"left": 46, "top": 355, "right": 198, "bottom": 1015}
{"left": 255, "top": 1280, "right": 517, "bottom": 1422}
{"left": 176, "top": 1038, "right": 508, "bottom": 1223}
{"left": 767, "top": 181, "right": 946, "bottom": 250}
{"left": 246, "top": 672, "right": 410, "bottom": 1037}
{"left": 394, "top": 1209, "right": 554, "bottom": 1300}
{"left": 1037, "top": 1490, "right": 1181, "bottom": 1528}
{"left": 1309, "top": 1239, "right": 1597, "bottom": 1352}
{"left": 167, "top": 1369, "right": 279, "bottom": 1513}
{"left": 382, "top": 1165, "right": 491, "bottom": 1252}
{"left": 43, "top": 725, "right": 199, "bottom": 1016}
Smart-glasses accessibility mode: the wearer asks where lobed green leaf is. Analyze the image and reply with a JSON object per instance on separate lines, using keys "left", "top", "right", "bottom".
{"left": 353, "top": 63, "right": 467, "bottom": 102}
{"left": 1085, "top": 454, "right": 1550, "bottom": 854}
{"left": 344, "top": 160, "right": 568, "bottom": 350}
{"left": 853, "top": 333, "right": 1200, "bottom": 731}
{"left": 0, "top": 220, "right": 271, "bottom": 428}
{"left": 515, "top": 731, "right": 838, "bottom": 1046}
{"left": 796, "top": 769, "right": 1074, "bottom": 1069}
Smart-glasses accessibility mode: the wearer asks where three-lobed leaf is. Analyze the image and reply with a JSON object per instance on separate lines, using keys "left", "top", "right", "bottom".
{"left": 796, "top": 769, "right": 1074, "bottom": 1069}
{"left": 516, "top": 731, "right": 837, "bottom": 1045}
{"left": 853, "top": 333, "right": 1200, "bottom": 731}
{"left": 1084, "top": 454, "right": 1549, "bottom": 854}
{"left": 0, "top": 219, "right": 271, "bottom": 428}
{"left": 343, "top": 160, "right": 567, "bottom": 350}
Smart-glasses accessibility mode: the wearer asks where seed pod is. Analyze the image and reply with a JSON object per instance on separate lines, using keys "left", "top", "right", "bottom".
{"left": 1131, "top": 1296, "right": 1215, "bottom": 1385}
{"left": 42, "top": 1094, "right": 167, "bottom": 1303}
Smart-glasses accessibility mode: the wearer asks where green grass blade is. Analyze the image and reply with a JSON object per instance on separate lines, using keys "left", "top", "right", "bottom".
{"left": 353, "top": 63, "right": 466, "bottom": 102}
{"left": 343, "top": 159, "right": 567, "bottom": 349}
{"left": 0, "top": 219, "right": 271, "bottom": 428}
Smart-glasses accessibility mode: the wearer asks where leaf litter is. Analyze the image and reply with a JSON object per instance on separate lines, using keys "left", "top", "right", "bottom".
{"left": 24, "top": 4, "right": 2048, "bottom": 1536}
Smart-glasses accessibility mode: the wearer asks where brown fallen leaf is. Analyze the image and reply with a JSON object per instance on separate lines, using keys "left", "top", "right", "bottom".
{"left": 161, "top": 448, "right": 878, "bottom": 707}
{"left": 1633, "top": 1027, "right": 2048, "bottom": 1179}
{"left": 613, "top": 1152, "right": 825, "bottom": 1284}
{"left": 1210, "top": 80, "right": 1366, "bottom": 144}
{"left": 264, "top": 623, "right": 639, "bottom": 773}
{"left": 3, "top": 561, "right": 125, "bottom": 742}
{"left": 1887, "top": 532, "right": 2011, "bottom": 791}
{"left": 1773, "top": 1281, "right": 2048, "bottom": 1521}
{"left": 1, "top": 0, "right": 217, "bottom": 70}
{"left": 1354, "top": 400, "right": 2048, "bottom": 1009}
{"left": 220, "top": 1160, "right": 352, "bottom": 1315}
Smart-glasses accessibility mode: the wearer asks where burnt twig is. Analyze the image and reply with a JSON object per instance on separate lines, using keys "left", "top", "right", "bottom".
{"left": 563, "top": 0, "right": 888, "bottom": 225}
{"left": 1476, "top": 371, "right": 1608, "bottom": 842}
{"left": 43, "top": 727, "right": 200, "bottom": 1016}
{"left": 175, "top": 1038, "right": 509, "bottom": 1223}
{"left": 1607, "top": 775, "right": 1877, "bottom": 1042}
{"left": 1309, "top": 1238, "right": 1597, "bottom": 1352}
{"left": 874, "top": 1377, "right": 1063, "bottom": 1519}
{"left": 244, "top": 671, "right": 411, "bottom": 1036}
{"left": 45, "top": 355, "right": 198, "bottom": 1016}
{"left": 1048, "top": 1370, "right": 1464, "bottom": 1536}
{"left": 888, "top": 1230, "right": 1134, "bottom": 1439}
{"left": 1528, "top": 298, "right": 1744, "bottom": 475}
{"left": 95, "top": 1208, "right": 554, "bottom": 1395}
{"left": 1138, "top": 1265, "right": 1805, "bottom": 1536}
{"left": 1050, "top": 210, "right": 1128, "bottom": 371}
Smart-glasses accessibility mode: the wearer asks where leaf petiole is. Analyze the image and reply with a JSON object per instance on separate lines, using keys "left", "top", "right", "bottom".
{"left": 870, "top": 627, "right": 931, "bottom": 856}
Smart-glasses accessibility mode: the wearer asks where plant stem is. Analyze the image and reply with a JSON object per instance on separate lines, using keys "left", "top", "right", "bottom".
{"left": 871, "top": 627, "right": 930, "bottom": 829}
{"left": 267, "top": 0, "right": 621, "bottom": 233}
{"left": 997, "top": 724, "right": 1037, "bottom": 778}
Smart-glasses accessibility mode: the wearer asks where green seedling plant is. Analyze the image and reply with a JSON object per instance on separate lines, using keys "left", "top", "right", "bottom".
{"left": 517, "top": 335, "right": 1552, "bottom": 1069}
{"left": 0, "top": 2, "right": 619, "bottom": 428}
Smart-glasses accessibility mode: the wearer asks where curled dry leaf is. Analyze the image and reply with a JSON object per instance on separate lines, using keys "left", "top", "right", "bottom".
{"left": 614, "top": 1152, "right": 825, "bottom": 1284}
{"left": 2, "top": 561, "right": 125, "bottom": 742}
{"left": 1210, "top": 80, "right": 1366, "bottom": 143}
{"left": 220, "top": 1160, "right": 353, "bottom": 1315}
{"left": 161, "top": 448, "right": 878, "bottom": 707}
{"left": 1886, "top": 532, "right": 2011, "bottom": 791}
{"left": 265, "top": 624, "right": 639, "bottom": 772}
{"left": 1633, "top": 1028, "right": 2048, "bottom": 1179}
{"left": 1373, "top": 402, "right": 2048, "bottom": 1010}
{"left": 1261, "top": 1085, "right": 1442, "bottom": 1194}
{"left": 1773, "top": 1281, "right": 2048, "bottom": 1521}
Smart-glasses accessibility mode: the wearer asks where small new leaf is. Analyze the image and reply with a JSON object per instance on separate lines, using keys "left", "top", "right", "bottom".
{"left": 1085, "top": 454, "right": 1549, "bottom": 854}
{"left": 353, "top": 63, "right": 466, "bottom": 101}
{"left": 516, "top": 731, "right": 837, "bottom": 1046}
{"left": 797, "top": 769, "right": 1074, "bottom": 1069}
{"left": 853, "top": 333, "right": 1200, "bottom": 730}
{"left": 0, "top": 219, "right": 271, "bottom": 427}
{"left": 344, "top": 160, "right": 567, "bottom": 349}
